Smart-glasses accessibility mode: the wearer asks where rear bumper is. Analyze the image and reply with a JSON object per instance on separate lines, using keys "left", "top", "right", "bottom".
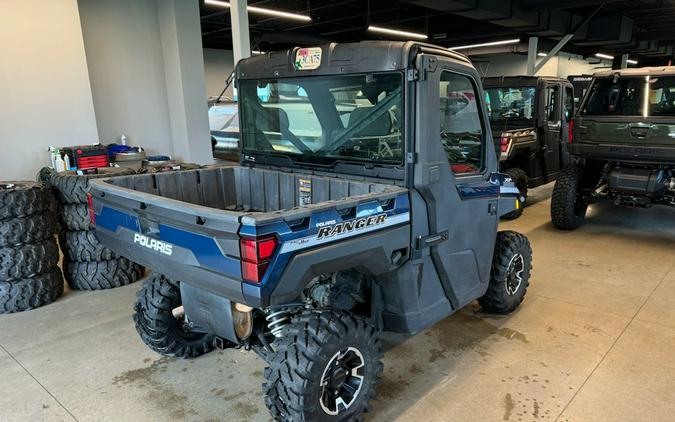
{"left": 570, "top": 142, "right": 675, "bottom": 163}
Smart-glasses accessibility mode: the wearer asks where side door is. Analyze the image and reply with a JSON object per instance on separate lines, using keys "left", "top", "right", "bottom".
{"left": 541, "top": 82, "right": 562, "bottom": 180}
{"left": 413, "top": 55, "right": 499, "bottom": 309}
{"left": 560, "top": 83, "right": 575, "bottom": 168}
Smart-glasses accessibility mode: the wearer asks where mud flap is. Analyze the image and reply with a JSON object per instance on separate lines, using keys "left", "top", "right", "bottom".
{"left": 180, "top": 283, "right": 239, "bottom": 344}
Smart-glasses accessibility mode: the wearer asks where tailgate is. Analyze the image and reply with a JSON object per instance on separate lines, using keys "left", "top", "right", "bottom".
{"left": 89, "top": 178, "right": 247, "bottom": 303}
{"left": 572, "top": 116, "right": 675, "bottom": 162}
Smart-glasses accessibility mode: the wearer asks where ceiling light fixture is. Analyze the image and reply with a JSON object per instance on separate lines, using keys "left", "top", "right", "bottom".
{"left": 627, "top": 59, "right": 638, "bottom": 65}
{"left": 595, "top": 53, "right": 614, "bottom": 60}
{"left": 449, "top": 38, "right": 520, "bottom": 51}
{"left": 204, "top": 0, "right": 311, "bottom": 22}
{"left": 538, "top": 52, "right": 547, "bottom": 57}
{"left": 367, "top": 25, "right": 428, "bottom": 40}
{"left": 252, "top": 50, "right": 266, "bottom": 55}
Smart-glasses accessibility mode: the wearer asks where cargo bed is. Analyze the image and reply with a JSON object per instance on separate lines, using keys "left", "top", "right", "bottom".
{"left": 89, "top": 166, "right": 408, "bottom": 306}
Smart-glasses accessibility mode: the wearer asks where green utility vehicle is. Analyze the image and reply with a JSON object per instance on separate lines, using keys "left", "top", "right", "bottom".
{"left": 552, "top": 67, "right": 675, "bottom": 229}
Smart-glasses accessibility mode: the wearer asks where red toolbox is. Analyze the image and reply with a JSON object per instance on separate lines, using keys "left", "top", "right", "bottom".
{"left": 61, "top": 145, "right": 109, "bottom": 169}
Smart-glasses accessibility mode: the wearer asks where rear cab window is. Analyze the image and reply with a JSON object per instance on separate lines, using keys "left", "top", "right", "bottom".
{"left": 582, "top": 75, "right": 675, "bottom": 117}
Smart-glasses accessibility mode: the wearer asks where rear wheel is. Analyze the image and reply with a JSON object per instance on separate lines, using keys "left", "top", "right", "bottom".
{"left": 263, "top": 310, "right": 382, "bottom": 421}
{"left": 551, "top": 164, "right": 588, "bottom": 230}
{"left": 479, "top": 231, "right": 532, "bottom": 314}
{"left": 133, "top": 273, "right": 217, "bottom": 358}
{"left": 501, "top": 168, "right": 528, "bottom": 220}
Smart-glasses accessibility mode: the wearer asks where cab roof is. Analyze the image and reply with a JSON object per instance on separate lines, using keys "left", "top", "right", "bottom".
{"left": 482, "top": 75, "right": 569, "bottom": 87}
{"left": 593, "top": 66, "right": 675, "bottom": 77}
{"left": 235, "top": 40, "right": 471, "bottom": 80}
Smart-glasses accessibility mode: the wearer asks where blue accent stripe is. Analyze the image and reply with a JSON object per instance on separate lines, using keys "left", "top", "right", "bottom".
{"left": 95, "top": 206, "right": 140, "bottom": 233}
{"left": 159, "top": 225, "right": 241, "bottom": 277}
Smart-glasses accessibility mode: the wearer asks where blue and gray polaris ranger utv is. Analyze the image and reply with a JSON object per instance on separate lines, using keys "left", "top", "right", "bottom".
{"left": 90, "top": 41, "right": 533, "bottom": 421}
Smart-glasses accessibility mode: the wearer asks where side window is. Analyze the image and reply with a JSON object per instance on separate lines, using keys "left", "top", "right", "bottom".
{"left": 439, "top": 72, "right": 484, "bottom": 175}
{"left": 564, "top": 86, "right": 574, "bottom": 122}
{"left": 546, "top": 86, "right": 560, "bottom": 122}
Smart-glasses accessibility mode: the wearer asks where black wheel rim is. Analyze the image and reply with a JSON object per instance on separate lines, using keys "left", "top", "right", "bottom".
{"left": 319, "top": 347, "right": 365, "bottom": 416}
{"left": 505, "top": 253, "right": 525, "bottom": 296}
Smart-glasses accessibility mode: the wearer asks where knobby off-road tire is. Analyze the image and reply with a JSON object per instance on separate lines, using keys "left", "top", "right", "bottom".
{"left": 479, "top": 231, "right": 533, "bottom": 314}
{"left": 0, "top": 268, "right": 64, "bottom": 314}
{"left": 0, "top": 212, "right": 58, "bottom": 246}
{"left": 551, "top": 164, "right": 588, "bottom": 230}
{"left": 501, "top": 168, "right": 528, "bottom": 220}
{"left": 60, "top": 204, "right": 91, "bottom": 231}
{"left": 51, "top": 167, "right": 135, "bottom": 204}
{"left": 0, "top": 181, "right": 54, "bottom": 220}
{"left": 64, "top": 259, "right": 143, "bottom": 291}
{"left": 61, "top": 230, "right": 119, "bottom": 261}
{"left": 263, "top": 310, "right": 383, "bottom": 422}
{"left": 133, "top": 273, "right": 216, "bottom": 358}
{"left": 0, "top": 238, "right": 59, "bottom": 281}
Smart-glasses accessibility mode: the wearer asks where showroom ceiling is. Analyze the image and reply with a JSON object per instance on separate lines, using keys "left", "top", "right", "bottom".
{"left": 200, "top": 0, "right": 675, "bottom": 65}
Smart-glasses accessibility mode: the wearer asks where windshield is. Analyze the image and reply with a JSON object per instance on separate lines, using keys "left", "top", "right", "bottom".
{"left": 484, "top": 86, "right": 536, "bottom": 122}
{"left": 582, "top": 76, "right": 675, "bottom": 117}
{"left": 239, "top": 72, "right": 403, "bottom": 166}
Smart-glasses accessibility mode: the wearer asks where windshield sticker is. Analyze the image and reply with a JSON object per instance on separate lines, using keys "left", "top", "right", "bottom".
{"left": 299, "top": 178, "right": 312, "bottom": 205}
{"left": 294, "top": 47, "right": 322, "bottom": 70}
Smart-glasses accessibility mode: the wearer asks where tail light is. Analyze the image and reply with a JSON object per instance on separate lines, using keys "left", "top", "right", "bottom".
{"left": 568, "top": 118, "right": 575, "bottom": 143}
{"left": 239, "top": 235, "right": 277, "bottom": 284}
{"left": 500, "top": 136, "right": 511, "bottom": 153}
{"left": 87, "top": 193, "right": 96, "bottom": 224}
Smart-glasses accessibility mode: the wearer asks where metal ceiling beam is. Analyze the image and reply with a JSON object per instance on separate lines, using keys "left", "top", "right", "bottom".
{"left": 518, "top": 0, "right": 623, "bottom": 12}
{"left": 533, "top": 33, "right": 573, "bottom": 73}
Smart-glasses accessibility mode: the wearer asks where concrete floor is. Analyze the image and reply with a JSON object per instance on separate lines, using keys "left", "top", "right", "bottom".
{"left": 2, "top": 183, "right": 675, "bottom": 422}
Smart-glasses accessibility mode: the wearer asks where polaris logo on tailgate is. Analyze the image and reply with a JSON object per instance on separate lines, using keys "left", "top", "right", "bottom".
{"left": 134, "top": 233, "right": 173, "bottom": 256}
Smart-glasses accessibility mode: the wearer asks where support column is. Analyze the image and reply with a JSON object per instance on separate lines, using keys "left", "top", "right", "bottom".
{"left": 526, "top": 37, "right": 538, "bottom": 76}
{"left": 157, "top": 0, "right": 212, "bottom": 164}
{"left": 231, "top": 0, "right": 251, "bottom": 65}
{"left": 620, "top": 53, "right": 628, "bottom": 69}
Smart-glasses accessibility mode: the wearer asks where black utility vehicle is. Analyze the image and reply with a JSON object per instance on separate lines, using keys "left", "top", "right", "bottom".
{"left": 552, "top": 67, "right": 675, "bottom": 230}
{"left": 90, "top": 41, "right": 532, "bottom": 421}
{"left": 483, "top": 76, "right": 575, "bottom": 218}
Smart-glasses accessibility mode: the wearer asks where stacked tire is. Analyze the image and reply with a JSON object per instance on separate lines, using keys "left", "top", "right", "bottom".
{"left": 0, "top": 182, "right": 64, "bottom": 313}
{"left": 52, "top": 168, "right": 144, "bottom": 290}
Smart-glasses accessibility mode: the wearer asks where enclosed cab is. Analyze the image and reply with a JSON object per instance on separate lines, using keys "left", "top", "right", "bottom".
{"left": 483, "top": 76, "right": 575, "bottom": 218}
{"left": 551, "top": 67, "right": 675, "bottom": 230}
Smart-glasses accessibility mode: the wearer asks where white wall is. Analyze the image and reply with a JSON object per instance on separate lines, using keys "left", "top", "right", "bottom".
{"left": 78, "top": 0, "right": 173, "bottom": 156}
{"left": 0, "top": 0, "right": 99, "bottom": 180}
{"left": 204, "top": 48, "right": 235, "bottom": 98}
{"left": 473, "top": 52, "right": 612, "bottom": 79}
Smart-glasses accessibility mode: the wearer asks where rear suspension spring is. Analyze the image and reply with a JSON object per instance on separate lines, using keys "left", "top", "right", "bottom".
{"left": 265, "top": 309, "right": 290, "bottom": 338}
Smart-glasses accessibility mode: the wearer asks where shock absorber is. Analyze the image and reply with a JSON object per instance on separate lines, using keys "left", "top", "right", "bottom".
{"left": 265, "top": 309, "right": 290, "bottom": 338}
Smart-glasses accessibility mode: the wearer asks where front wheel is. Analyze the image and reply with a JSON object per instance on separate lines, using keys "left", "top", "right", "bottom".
{"left": 551, "top": 164, "right": 588, "bottom": 230}
{"left": 263, "top": 311, "right": 382, "bottom": 421}
{"left": 479, "top": 231, "right": 532, "bottom": 314}
{"left": 133, "top": 272, "right": 217, "bottom": 358}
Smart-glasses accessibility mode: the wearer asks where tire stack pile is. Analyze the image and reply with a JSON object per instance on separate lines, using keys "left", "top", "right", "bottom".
{"left": 52, "top": 168, "right": 144, "bottom": 290}
{"left": 0, "top": 182, "right": 63, "bottom": 313}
